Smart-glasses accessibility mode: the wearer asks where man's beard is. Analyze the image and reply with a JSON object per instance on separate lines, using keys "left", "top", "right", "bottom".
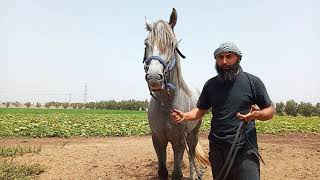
{"left": 215, "top": 61, "right": 241, "bottom": 81}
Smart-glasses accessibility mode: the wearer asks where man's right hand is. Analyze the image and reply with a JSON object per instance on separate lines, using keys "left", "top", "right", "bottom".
{"left": 171, "top": 109, "right": 185, "bottom": 124}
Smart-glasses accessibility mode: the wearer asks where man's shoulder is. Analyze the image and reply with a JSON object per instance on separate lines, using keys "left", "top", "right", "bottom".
{"left": 241, "top": 71, "right": 261, "bottom": 82}
{"left": 204, "top": 76, "right": 219, "bottom": 86}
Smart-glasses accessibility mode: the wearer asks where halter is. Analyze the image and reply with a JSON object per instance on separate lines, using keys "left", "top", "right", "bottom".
{"left": 143, "top": 42, "right": 186, "bottom": 99}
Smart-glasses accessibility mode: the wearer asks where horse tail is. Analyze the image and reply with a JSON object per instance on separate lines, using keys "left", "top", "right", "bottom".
{"left": 195, "top": 142, "right": 211, "bottom": 167}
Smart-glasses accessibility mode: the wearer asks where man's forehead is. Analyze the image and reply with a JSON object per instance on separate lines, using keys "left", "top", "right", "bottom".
{"left": 218, "top": 52, "right": 236, "bottom": 56}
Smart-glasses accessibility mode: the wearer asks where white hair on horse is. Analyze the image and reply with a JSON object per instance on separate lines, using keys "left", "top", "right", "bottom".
{"left": 146, "top": 19, "right": 191, "bottom": 96}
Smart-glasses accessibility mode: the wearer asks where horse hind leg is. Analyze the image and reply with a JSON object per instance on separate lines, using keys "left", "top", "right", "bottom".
{"left": 152, "top": 133, "right": 168, "bottom": 180}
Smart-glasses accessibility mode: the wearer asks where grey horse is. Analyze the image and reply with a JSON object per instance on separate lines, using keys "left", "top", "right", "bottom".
{"left": 143, "top": 8, "right": 209, "bottom": 180}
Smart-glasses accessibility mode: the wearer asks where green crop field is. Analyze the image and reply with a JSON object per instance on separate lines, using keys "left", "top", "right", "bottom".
{"left": 0, "top": 108, "right": 319, "bottom": 138}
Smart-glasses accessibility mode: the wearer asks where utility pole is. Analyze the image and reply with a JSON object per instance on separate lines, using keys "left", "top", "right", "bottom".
{"left": 68, "top": 93, "right": 72, "bottom": 104}
{"left": 84, "top": 83, "right": 88, "bottom": 103}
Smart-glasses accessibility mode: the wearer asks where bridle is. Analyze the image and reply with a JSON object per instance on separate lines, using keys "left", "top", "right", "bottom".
{"left": 142, "top": 42, "right": 185, "bottom": 104}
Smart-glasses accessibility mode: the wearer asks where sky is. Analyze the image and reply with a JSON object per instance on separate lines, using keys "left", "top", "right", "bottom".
{"left": 0, "top": 0, "right": 319, "bottom": 104}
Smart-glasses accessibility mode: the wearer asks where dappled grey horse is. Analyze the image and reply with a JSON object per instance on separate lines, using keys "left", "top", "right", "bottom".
{"left": 142, "top": 9, "right": 208, "bottom": 180}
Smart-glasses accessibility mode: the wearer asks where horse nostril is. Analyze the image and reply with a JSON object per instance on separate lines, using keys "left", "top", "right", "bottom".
{"left": 145, "top": 73, "right": 151, "bottom": 80}
{"left": 157, "top": 74, "right": 164, "bottom": 80}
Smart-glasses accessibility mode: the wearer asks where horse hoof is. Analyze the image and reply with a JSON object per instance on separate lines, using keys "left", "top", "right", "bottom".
{"left": 172, "top": 170, "right": 183, "bottom": 180}
{"left": 158, "top": 168, "right": 168, "bottom": 180}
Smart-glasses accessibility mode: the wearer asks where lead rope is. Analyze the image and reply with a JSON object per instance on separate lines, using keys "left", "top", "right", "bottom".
{"left": 215, "top": 121, "right": 245, "bottom": 180}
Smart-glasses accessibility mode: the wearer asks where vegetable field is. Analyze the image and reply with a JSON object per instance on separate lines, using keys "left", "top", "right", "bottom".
{"left": 0, "top": 108, "right": 320, "bottom": 179}
{"left": 0, "top": 108, "right": 319, "bottom": 138}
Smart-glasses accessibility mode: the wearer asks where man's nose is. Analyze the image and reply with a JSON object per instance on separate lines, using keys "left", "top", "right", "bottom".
{"left": 221, "top": 57, "right": 228, "bottom": 65}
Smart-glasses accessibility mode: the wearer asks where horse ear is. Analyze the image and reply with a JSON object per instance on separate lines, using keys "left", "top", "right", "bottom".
{"left": 169, "top": 8, "right": 177, "bottom": 29}
{"left": 145, "top": 16, "right": 153, "bottom": 31}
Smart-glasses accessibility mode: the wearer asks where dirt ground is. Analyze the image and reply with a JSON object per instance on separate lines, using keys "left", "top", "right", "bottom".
{"left": 1, "top": 133, "right": 319, "bottom": 180}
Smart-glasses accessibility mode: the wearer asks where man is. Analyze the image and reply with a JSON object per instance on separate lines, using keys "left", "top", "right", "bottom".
{"left": 171, "top": 42, "right": 274, "bottom": 180}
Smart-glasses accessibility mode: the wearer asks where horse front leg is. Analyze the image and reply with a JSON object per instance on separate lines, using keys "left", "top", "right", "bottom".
{"left": 152, "top": 133, "right": 168, "bottom": 180}
{"left": 187, "top": 131, "right": 199, "bottom": 180}
{"left": 171, "top": 139, "right": 185, "bottom": 180}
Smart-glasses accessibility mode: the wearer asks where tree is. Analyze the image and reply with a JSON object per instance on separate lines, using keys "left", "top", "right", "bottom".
{"left": 13, "top": 101, "right": 20, "bottom": 108}
{"left": 54, "top": 102, "right": 61, "bottom": 109}
{"left": 61, "top": 102, "right": 68, "bottom": 109}
{"left": 5, "top": 102, "right": 10, "bottom": 108}
{"left": 275, "top": 102, "right": 285, "bottom": 116}
{"left": 297, "top": 102, "right": 313, "bottom": 117}
{"left": 315, "top": 103, "right": 320, "bottom": 117}
{"left": 44, "top": 102, "right": 51, "bottom": 108}
{"left": 285, "top": 100, "right": 298, "bottom": 116}
{"left": 36, "top": 102, "right": 41, "bottom": 108}
{"left": 71, "top": 103, "right": 78, "bottom": 109}
{"left": 24, "top": 102, "right": 31, "bottom": 108}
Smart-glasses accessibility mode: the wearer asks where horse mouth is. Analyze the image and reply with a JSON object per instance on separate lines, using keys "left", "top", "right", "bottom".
{"left": 148, "top": 82, "right": 163, "bottom": 91}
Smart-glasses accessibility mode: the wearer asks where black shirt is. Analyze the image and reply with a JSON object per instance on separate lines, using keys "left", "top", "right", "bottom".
{"left": 197, "top": 70, "right": 272, "bottom": 148}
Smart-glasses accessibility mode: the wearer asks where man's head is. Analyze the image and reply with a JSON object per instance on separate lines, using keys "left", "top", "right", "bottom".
{"left": 213, "top": 42, "right": 242, "bottom": 81}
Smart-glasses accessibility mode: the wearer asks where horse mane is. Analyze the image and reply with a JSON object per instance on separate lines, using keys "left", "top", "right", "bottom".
{"left": 149, "top": 20, "right": 191, "bottom": 96}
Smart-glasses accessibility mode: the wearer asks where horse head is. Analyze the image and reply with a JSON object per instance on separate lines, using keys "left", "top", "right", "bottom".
{"left": 143, "top": 8, "right": 182, "bottom": 92}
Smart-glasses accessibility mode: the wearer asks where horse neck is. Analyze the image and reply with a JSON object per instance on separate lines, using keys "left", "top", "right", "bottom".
{"left": 168, "top": 56, "right": 191, "bottom": 99}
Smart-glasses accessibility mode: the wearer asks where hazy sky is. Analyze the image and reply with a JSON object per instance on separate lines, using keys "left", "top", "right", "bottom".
{"left": 1, "top": 0, "right": 319, "bottom": 104}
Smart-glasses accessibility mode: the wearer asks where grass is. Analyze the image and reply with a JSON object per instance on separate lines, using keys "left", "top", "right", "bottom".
{"left": 0, "top": 145, "right": 44, "bottom": 180}
{"left": 0, "top": 146, "right": 41, "bottom": 157}
{"left": 0, "top": 161, "right": 45, "bottom": 180}
{"left": 0, "top": 108, "right": 319, "bottom": 137}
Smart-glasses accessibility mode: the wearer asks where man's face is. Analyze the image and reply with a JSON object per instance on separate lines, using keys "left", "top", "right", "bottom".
{"left": 215, "top": 52, "right": 238, "bottom": 69}
{"left": 215, "top": 52, "right": 240, "bottom": 81}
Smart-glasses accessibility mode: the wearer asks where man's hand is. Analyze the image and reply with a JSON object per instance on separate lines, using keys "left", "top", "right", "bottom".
{"left": 237, "top": 105, "right": 260, "bottom": 122}
{"left": 171, "top": 109, "right": 185, "bottom": 124}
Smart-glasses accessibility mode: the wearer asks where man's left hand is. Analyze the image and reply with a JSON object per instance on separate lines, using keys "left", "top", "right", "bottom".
{"left": 237, "top": 105, "right": 260, "bottom": 122}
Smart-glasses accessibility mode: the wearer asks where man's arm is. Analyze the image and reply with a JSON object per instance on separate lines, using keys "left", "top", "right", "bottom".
{"left": 171, "top": 108, "right": 208, "bottom": 124}
{"left": 237, "top": 105, "right": 275, "bottom": 122}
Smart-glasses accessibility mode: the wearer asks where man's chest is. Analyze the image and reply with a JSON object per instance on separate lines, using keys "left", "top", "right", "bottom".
{"left": 207, "top": 82, "right": 254, "bottom": 110}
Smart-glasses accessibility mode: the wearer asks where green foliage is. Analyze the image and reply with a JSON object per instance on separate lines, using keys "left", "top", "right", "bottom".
{"left": 0, "top": 109, "right": 149, "bottom": 137}
{"left": 256, "top": 116, "right": 320, "bottom": 134}
{"left": 315, "top": 103, "right": 320, "bottom": 117}
{"left": 0, "top": 109, "right": 319, "bottom": 138}
{"left": 297, "top": 102, "right": 314, "bottom": 117}
{"left": 275, "top": 102, "right": 285, "bottom": 116}
{"left": 285, "top": 99, "right": 298, "bottom": 116}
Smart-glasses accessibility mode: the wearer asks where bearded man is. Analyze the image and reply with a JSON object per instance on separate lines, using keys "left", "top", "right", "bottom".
{"left": 171, "top": 42, "right": 275, "bottom": 180}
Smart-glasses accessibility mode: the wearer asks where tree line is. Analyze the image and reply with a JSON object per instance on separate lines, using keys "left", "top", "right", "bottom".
{"left": 2, "top": 99, "right": 320, "bottom": 117}
{"left": 2, "top": 100, "right": 149, "bottom": 111}
{"left": 275, "top": 100, "right": 320, "bottom": 117}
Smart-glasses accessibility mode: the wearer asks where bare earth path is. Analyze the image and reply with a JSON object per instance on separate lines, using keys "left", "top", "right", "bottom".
{"left": 1, "top": 133, "right": 319, "bottom": 180}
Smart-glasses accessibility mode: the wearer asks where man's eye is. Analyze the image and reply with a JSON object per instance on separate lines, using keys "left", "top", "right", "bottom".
{"left": 226, "top": 55, "right": 231, "bottom": 59}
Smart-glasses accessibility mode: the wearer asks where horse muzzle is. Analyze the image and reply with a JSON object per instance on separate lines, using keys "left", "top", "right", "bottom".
{"left": 145, "top": 73, "right": 165, "bottom": 91}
